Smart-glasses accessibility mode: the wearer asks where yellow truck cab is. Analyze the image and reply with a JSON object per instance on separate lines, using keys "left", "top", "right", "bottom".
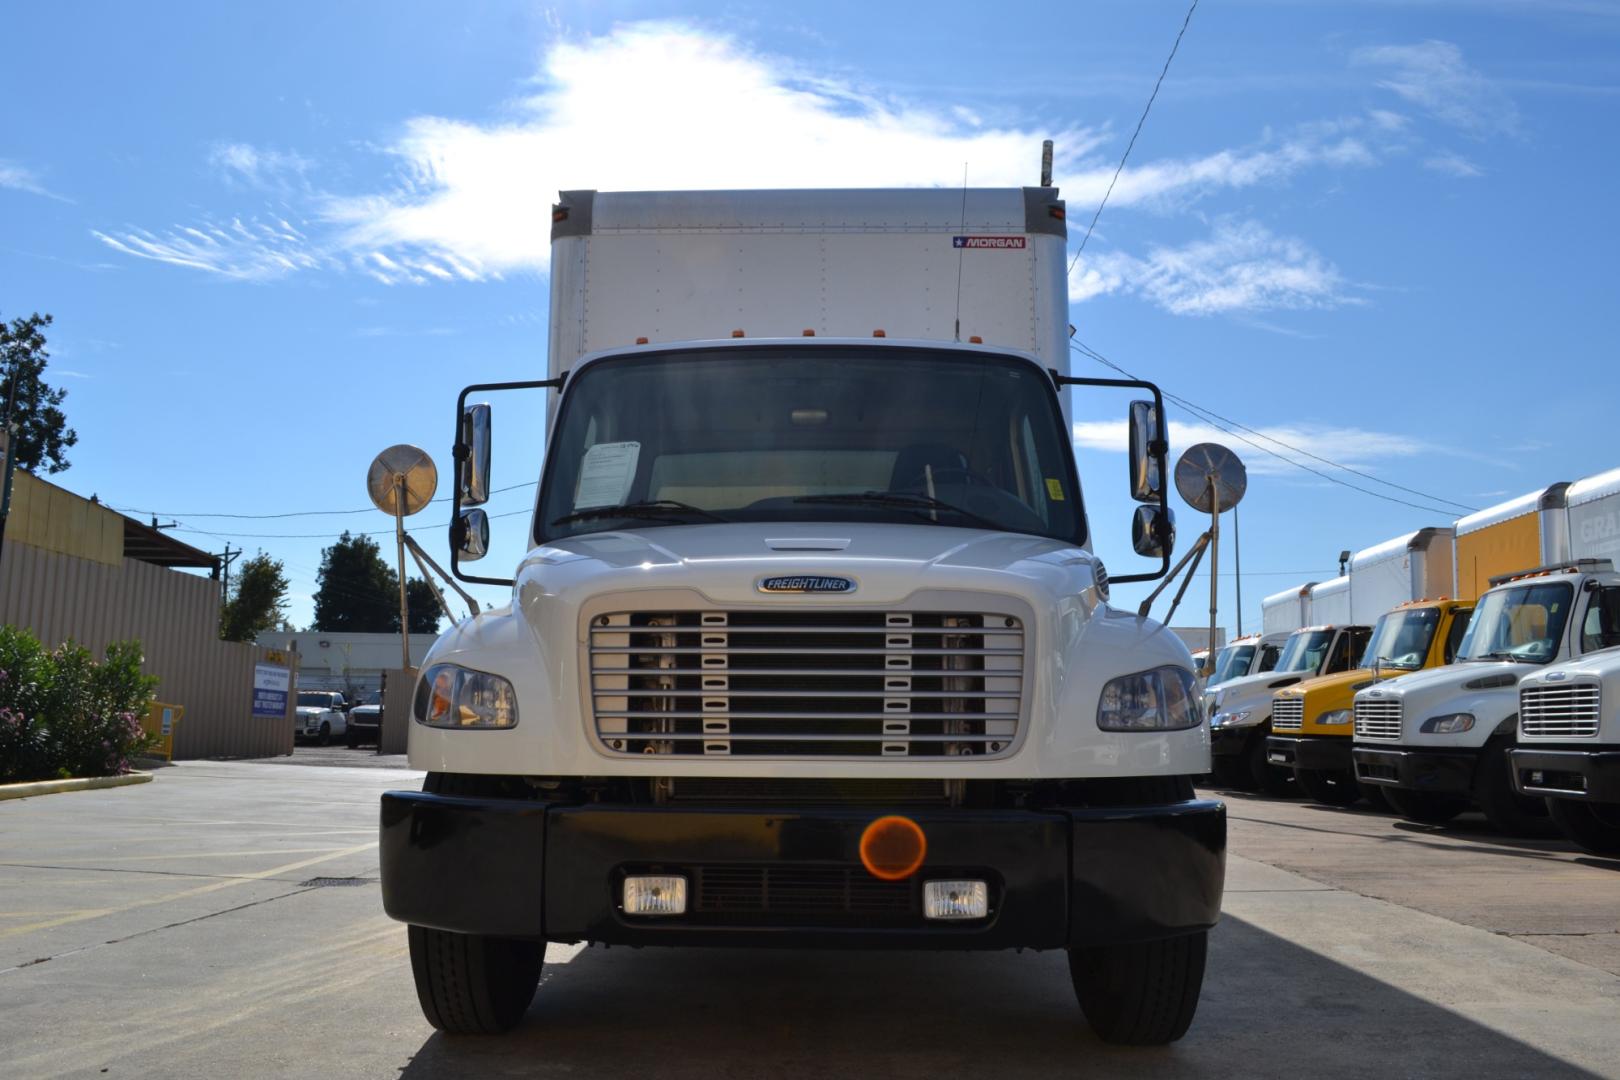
{"left": 1268, "top": 599, "right": 1473, "bottom": 806}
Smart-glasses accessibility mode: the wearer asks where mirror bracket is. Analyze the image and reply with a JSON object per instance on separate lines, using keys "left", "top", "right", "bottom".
{"left": 1050, "top": 371, "right": 1172, "bottom": 585}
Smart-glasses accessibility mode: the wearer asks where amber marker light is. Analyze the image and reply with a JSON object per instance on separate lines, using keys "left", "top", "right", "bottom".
{"left": 860, "top": 815, "right": 927, "bottom": 881}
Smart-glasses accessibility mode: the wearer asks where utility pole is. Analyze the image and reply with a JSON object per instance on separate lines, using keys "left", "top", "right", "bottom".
{"left": 219, "top": 543, "right": 240, "bottom": 603}
{"left": 1233, "top": 502, "right": 1243, "bottom": 637}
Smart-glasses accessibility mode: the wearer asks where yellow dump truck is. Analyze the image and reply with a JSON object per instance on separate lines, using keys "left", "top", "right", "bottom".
{"left": 1267, "top": 598, "right": 1473, "bottom": 805}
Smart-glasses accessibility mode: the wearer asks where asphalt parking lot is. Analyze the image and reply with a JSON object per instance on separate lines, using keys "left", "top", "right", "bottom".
{"left": 2, "top": 764, "right": 1618, "bottom": 1079}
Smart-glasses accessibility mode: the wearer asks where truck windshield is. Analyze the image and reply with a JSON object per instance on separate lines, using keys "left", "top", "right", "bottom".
{"left": 537, "top": 347, "right": 1084, "bottom": 544}
{"left": 1209, "top": 644, "right": 1255, "bottom": 686}
{"left": 1361, "top": 607, "right": 1440, "bottom": 671}
{"left": 1274, "top": 630, "right": 1334, "bottom": 675}
{"left": 297, "top": 692, "right": 330, "bottom": 708}
{"left": 1458, "top": 581, "right": 1573, "bottom": 664}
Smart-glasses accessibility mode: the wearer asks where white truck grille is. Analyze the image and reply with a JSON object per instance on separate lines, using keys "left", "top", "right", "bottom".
{"left": 587, "top": 610, "right": 1024, "bottom": 758}
{"left": 1520, "top": 683, "right": 1601, "bottom": 739}
{"left": 1355, "top": 698, "right": 1402, "bottom": 740}
{"left": 1271, "top": 697, "right": 1304, "bottom": 731}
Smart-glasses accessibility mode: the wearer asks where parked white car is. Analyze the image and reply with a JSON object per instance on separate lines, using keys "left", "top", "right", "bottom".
{"left": 348, "top": 691, "right": 382, "bottom": 748}
{"left": 295, "top": 690, "right": 348, "bottom": 745}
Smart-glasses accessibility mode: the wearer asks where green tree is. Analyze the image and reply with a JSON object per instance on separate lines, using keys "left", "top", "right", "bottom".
{"left": 1, "top": 312, "right": 78, "bottom": 475}
{"left": 220, "top": 552, "right": 290, "bottom": 643}
{"left": 313, "top": 532, "right": 397, "bottom": 632}
{"left": 406, "top": 578, "right": 442, "bottom": 635}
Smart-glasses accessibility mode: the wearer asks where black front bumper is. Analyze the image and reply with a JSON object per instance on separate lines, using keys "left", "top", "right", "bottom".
{"left": 1352, "top": 745, "right": 1477, "bottom": 793}
{"left": 1508, "top": 748, "right": 1620, "bottom": 802}
{"left": 1266, "top": 734, "right": 1352, "bottom": 773}
{"left": 379, "top": 792, "right": 1225, "bottom": 950}
{"left": 1210, "top": 724, "right": 1263, "bottom": 757}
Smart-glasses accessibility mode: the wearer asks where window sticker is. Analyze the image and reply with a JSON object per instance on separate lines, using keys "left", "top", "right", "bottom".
{"left": 1045, "top": 478, "right": 1066, "bottom": 501}
{"left": 573, "top": 441, "right": 641, "bottom": 509}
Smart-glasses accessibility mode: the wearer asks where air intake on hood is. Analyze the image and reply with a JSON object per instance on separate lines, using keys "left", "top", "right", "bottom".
{"left": 587, "top": 609, "right": 1024, "bottom": 759}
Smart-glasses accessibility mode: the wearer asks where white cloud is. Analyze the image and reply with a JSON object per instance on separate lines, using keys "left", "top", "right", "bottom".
{"left": 1424, "top": 150, "right": 1484, "bottom": 177}
{"left": 0, "top": 159, "right": 71, "bottom": 202}
{"left": 1072, "top": 418, "right": 1425, "bottom": 476}
{"left": 1069, "top": 219, "right": 1353, "bottom": 315}
{"left": 90, "top": 216, "right": 327, "bottom": 280}
{"left": 1353, "top": 41, "right": 1519, "bottom": 135}
{"left": 209, "top": 142, "right": 314, "bottom": 188}
{"left": 95, "top": 24, "right": 1389, "bottom": 285}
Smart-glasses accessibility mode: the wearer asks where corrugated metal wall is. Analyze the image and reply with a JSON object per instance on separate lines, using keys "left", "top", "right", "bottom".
{"left": 0, "top": 541, "right": 295, "bottom": 759}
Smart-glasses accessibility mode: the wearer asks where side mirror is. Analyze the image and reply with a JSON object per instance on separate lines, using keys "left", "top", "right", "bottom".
{"left": 1128, "top": 400, "right": 1165, "bottom": 502}
{"left": 452, "top": 508, "right": 490, "bottom": 562}
{"left": 459, "top": 403, "right": 492, "bottom": 507}
{"left": 1132, "top": 505, "right": 1175, "bottom": 559}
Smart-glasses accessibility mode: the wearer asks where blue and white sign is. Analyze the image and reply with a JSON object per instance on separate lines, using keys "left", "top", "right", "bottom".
{"left": 252, "top": 663, "right": 291, "bottom": 719}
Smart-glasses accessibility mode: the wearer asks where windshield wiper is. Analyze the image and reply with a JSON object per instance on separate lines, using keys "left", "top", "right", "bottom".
{"left": 551, "top": 499, "right": 729, "bottom": 527}
{"left": 793, "top": 491, "right": 1001, "bottom": 530}
{"left": 1469, "top": 650, "right": 1522, "bottom": 662}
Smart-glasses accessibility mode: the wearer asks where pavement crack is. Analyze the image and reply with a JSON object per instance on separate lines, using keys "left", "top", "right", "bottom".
{"left": 0, "top": 887, "right": 318, "bottom": 976}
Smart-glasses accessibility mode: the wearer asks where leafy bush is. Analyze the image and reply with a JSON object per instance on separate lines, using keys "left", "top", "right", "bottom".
{"left": 0, "top": 626, "right": 159, "bottom": 783}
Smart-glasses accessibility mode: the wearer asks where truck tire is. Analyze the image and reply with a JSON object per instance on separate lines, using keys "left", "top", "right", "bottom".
{"left": 1211, "top": 754, "right": 1255, "bottom": 792}
{"left": 318, "top": 722, "right": 331, "bottom": 746}
{"left": 1547, "top": 799, "right": 1620, "bottom": 857}
{"left": 1246, "top": 732, "right": 1294, "bottom": 796}
{"left": 346, "top": 728, "right": 359, "bottom": 749}
{"left": 1068, "top": 931, "right": 1207, "bottom": 1045}
{"left": 1358, "top": 782, "right": 1391, "bottom": 812}
{"left": 1293, "top": 767, "right": 1361, "bottom": 807}
{"left": 1474, "top": 739, "right": 1549, "bottom": 836}
{"left": 408, "top": 925, "right": 543, "bottom": 1035}
{"left": 1384, "top": 786, "right": 1466, "bottom": 825}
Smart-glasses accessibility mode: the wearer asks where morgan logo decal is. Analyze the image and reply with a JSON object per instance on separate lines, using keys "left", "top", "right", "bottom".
{"left": 757, "top": 575, "right": 856, "bottom": 594}
{"left": 952, "top": 236, "right": 1026, "bottom": 250}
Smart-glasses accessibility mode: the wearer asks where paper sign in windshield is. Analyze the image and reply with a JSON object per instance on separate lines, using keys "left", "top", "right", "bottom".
{"left": 574, "top": 442, "right": 641, "bottom": 509}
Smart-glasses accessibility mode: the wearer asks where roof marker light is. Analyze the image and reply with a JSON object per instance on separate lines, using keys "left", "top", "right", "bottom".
{"left": 635, "top": 336, "right": 649, "bottom": 345}
{"left": 802, "top": 329, "right": 815, "bottom": 336}
{"left": 969, "top": 335, "right": 983, "bottom": 344}
{"left": 731, "top": 329, "right": 746, "bottom": 338}
{"left": 873, "top": 329, "right": 886, "bottom": 338}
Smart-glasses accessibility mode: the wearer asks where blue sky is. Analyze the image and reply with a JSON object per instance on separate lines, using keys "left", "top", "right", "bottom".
{"left": 4, "top": 0, "right": 1618, "bottom": 633}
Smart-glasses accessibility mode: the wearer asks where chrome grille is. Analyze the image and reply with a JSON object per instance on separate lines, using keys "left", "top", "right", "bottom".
{"left": 1520, "top": 683, "right": 1601, "bottom": 739}
{"left": 1271, "top": 697, "right": 1304, "bottom": 731}
{"left": 588, "top": 610, "right": 1023, "bottom": 758}
{"left": 1355, "top": 697, "right": 1403, "bottom": 740}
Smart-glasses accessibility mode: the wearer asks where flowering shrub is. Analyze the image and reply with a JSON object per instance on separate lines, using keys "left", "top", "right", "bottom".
{"left": 0, "top": 626, "right": 159, "bottom": 783}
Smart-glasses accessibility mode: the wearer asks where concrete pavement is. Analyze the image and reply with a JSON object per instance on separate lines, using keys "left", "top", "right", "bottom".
{"left": 1, "top": 762, "right": 1616, "bottom": 1078}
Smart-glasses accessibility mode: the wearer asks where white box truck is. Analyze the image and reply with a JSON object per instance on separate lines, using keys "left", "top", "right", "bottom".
{"left": 378, "top": 185, "right": 1224, "bottom": 1045}
{"left": 1508, "top": 467, "right": 1620, "bottom": 856}
{"left": 1261, "top": 583, "right": 1314, "bottom": 637}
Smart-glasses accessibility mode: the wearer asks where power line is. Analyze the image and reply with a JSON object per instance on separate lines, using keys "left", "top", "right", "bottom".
{"left": 169, "top": 507, "right": 532, "bottom": 541}
{"left": 106, "top": 481, "right": 536, "bottom": 521}
{"left": 1069, "top": 0, "right": 1200, "bottom": 274}
{"left": 1069, "top": 339, "right": 1473, "bottom": 518}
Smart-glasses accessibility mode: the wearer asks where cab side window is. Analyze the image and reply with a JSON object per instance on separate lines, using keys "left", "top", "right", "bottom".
{"left": 1256, "top": 645, "right": 1281, "bottom": 673}
{"left": 1443, "top": 609, "right": 1473, "bottom": 664}
{"left": 1581, "top": 587, "right": 1620, "bottom": 653}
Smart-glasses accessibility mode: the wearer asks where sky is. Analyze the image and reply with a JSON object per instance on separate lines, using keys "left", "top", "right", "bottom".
{"left": 3, "top": 0, "right": 1619, "bottom": 635}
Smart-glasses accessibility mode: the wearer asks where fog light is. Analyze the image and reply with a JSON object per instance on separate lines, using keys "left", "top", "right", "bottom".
{"left": 622, "top": 875, "right": 687, "bottom": 916}
{"left": 923, "top": 879, "right": 989, "bottom": 920}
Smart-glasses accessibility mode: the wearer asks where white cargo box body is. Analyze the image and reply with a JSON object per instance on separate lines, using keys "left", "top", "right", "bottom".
{"left": 1261, "top": 583, "right": 1315, "bottom": 635}
{"left": 1566, "top": 466, "right": 1620, "bottom": 564}
{"left": 1309, "top": 575, "right": 1352, "bottom": 626}
{"left": 1348, "top": 527, "right": 1456, "bottom": 623}
{"left": 546, "top": 187, "right": 1071, "bottom": 405}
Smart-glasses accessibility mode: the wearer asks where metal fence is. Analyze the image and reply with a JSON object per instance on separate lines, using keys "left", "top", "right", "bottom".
{"left": 0, "top": 541, "right": 295, "bottom": 759}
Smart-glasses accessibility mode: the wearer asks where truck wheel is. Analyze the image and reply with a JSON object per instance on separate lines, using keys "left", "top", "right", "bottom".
{"left": 346, "top": 728, "right": 359, "bottom": 749}
{"left": 1246, "top": 733, "right": 1294, "bottom": 796}
{"left": 1358, "top": 783, "right": 1391, "bottom": 812}
{"left": 1211, "top": 755, "right": 1255, "bottom": 792}
{"left": 318, "top": 722, "right": 331, "bottom": 746}
{"left": 1384, "top": 787, "right": 1466, "bottom": 825}
{"left": 1547, "top": 799, "right": 1620, "bottom": 857}
{"left": 1474, "top": 739, "right": 1549, "bottom": 836}
{"left": 1069, "top": 931, "right": 1207, "bottom": 1045}
{"left": 1294, "top": 767, "right": 1361, "bottom": 807}
{"left": 408, "top": 925, "right": 543, "bottom": 1035}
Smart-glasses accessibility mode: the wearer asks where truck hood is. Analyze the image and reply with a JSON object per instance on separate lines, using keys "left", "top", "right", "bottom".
{"left": 519, "top": 522, "right": 1100, "bottom": 609}
{"left": 1358, "top": 660, "right": 1532, "bottom": 700}
{"left": 1519, "top": 650, "right": 1620, "bottom": 688}
{"left": 1277, "top": 667, "right": 1401, "bottom": 703}
{"left": 1207, "top": 668, "right": 1309, "bottom": 714}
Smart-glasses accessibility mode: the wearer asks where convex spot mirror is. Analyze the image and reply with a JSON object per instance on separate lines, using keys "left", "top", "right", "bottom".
{"left": 460, "top": 403, "right": 492, "bottom": 507}
{"left": 1132, "top": 505, "right": 1175, "bottom": 559}
{"left": 453, "top": 508, "right": 490, "bottom": 562}
{"left": 1128, "top": 400, "right": 1165, "bottom": 503}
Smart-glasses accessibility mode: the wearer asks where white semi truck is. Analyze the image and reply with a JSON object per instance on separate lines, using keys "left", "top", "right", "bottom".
{"left": 378, "top": 185, "right": 1225, "bottom": 1045}
{"left": 1353, "top": 558, "right": 1620, "bottom": 832}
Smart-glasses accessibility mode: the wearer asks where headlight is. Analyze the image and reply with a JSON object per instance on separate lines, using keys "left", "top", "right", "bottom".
{"left": 1420, "top": 712, "right": 1474, "bottom": 735}
{"left": 414, "top": 664, "right": 519, "bottom": 729}
{"left": 1097, "top": 666, "right": 1201, "bottom": 732}
{"left": 1317, "top": 709, "right": 1353, "bottom": 726}
{"left": 1211, "top": 709, "right": 1252, "bottom": 729}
